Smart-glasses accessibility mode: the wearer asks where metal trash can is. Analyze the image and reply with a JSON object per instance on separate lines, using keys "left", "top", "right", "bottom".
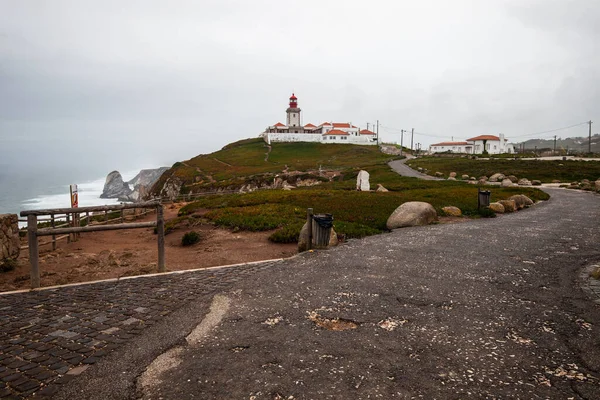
{"left": 478, "top": 189, "right": 491, "bottom": 209}
{"left": 312, "top": 214, "right": 333, "bottom": 248}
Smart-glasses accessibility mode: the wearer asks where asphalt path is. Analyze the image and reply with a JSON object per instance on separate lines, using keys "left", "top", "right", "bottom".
{"left": 53, "top": 188, "right": 600, "bottom": 399}
{"left": 388, "top": 158, "right": 443, "bottom": 180}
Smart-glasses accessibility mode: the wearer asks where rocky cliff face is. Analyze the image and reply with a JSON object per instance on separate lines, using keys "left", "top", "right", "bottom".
{"left": 128, "top": 168, "right": 169, "bottom": 190}
{"left": 100, "top": 171, "right": 132, "bottom": 200}
{"left": 101, "top": 168, "right": 168, "bottom": 202}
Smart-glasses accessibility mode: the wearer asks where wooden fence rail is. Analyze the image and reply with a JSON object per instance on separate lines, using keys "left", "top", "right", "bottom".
{"left": 20, "top": 201, "right": 164, "bottom": 289}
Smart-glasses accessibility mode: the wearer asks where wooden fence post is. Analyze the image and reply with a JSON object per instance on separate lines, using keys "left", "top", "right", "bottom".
{"left": 66, "top": 214, "right": 71, "bottom": 243}
{"left": 27, "top": 214, "right": 40, "bottom": 288}
{"left": 157, "top": 205, "right": 165, "bottom": 272}
{"left": 307, "top": 208, "right": 313, "bottom": 250}
{"left": 51, "top": 213, "right": 56, "bottom": 251}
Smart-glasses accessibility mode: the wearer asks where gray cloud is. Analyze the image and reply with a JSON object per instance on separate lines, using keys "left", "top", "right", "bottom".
{"left": 1, "top": 0, "right": 600, "bottom": 172}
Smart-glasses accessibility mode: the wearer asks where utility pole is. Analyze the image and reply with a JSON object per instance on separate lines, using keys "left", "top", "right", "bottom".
{"left": 366, "top": 122, "right": 370, "bottom": 131}
{"left": 411, "top": 128, "right": 414, "bottom": 151}
{"left": 554, "top": 135, "right": 557, "bottom": 155}
{"left": 400, "top": 129, "right": 404, "bottom": 156}
{"left": 376, "top": 120, "right": 379, "bottom": 145}
{"left": 589, "top": 120, "right": 593, "bottom": 154}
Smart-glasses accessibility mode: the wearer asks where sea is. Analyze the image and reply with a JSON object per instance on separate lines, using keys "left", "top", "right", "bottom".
{"left": 0, "top": 166, "right": 145, "bottom": 223}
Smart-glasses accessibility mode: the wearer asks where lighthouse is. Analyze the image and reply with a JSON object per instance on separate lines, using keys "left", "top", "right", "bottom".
{"left": 286, "top": 93, "right": 301, "bottom": 128}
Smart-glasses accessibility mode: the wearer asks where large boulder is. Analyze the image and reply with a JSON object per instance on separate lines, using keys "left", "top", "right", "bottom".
{"left": 498, "top": 199, "right": 516, "bottom": 212}
{"left": 532, "top": 180, "right": 542, "bottom": 186}
{"left": 356, "top": 170, "right": 370, "bottom": 191}
{"left": 442, "top": 206, "right": 462, "bottom": 217}
{"left": 298, "top": 222, "right": 338, "bottom": 252}
{"left": 101, "top": 171, "right": 133, "bottom": 199}
{"left": 449, "top": 172, "right": 457, "bottom": 178}
{"left": 508, "top": 195, "right": 534, "bottom": 209}
{"left": 507, "top": 175, "right": 519, "bottom": 183}
{"left": 461, "top": 174, "right": 470, "bottom": 180}
{"left": 518, "top": 178, "right": 532, "bottom": 186}
{"left": 501, "top": 178, "right": 514, "bottom": 187}
{"left": 386, "top": 202, "right": 438, "bottom": 229}
{"left": 489, "top": 202, "right": 505, "bottom": 213}
{"left": 595, "top": 180, "right": 600, "bottom": 191}
{"left": 435, "top": 172, "right": 444, "bottom": 178}
{"left": 489, "top": 173, "right": 505, "bottom": 182}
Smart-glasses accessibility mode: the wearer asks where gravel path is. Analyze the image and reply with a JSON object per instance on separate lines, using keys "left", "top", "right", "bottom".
{"left": 45, "top": 188, "right": 600, "bottom": 399}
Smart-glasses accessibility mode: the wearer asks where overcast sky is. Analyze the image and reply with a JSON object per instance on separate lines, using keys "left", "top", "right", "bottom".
{"left": 1, "top": 0, "right": 599, "bottom": 172}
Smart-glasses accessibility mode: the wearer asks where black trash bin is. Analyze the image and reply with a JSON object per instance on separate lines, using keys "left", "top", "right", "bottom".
{"left": 312, "top": 213, "right": 333, "bottom": 248}
{"left": 478, "top": 189, "right": 491, "bottom": 209}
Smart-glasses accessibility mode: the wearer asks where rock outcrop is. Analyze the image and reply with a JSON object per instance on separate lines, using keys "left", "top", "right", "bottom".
{"left": 376, "top": 184, "right": 389, "bottom": 192}
{"left": 0, "top": 214, "right": 19, "bottom": 261}
{"left": 498, "top": 199, "right": 516, "bottom": 212}
{"left": 508, "top": 195, "right": 534, "bottom": 209}
{"left": 489, "top": 173, "right": 505, "bottom": 182}
{"left": 501, "top": 178, "right": 514, "bottom": 187}
{"left": 356, "top": 170, "right": 370, "bottom": 191}
{"left": 100, "top": 171, "right": 132, "bottom": 200}
{"left": 386, "top": 201, "right": 438, "bottom": 229}
{"left": 442, "top": 206, "right": 462, "bottom": 217}
{"left": 101, "top": 168, "right": 169, "bottom": 201}
{"left": 489, "top": 202, "right": 505, "bottom": 213}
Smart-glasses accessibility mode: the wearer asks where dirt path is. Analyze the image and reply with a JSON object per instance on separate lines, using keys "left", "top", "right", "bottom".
{"left": 1, "top": 204, "right": 296, "bottom": 292}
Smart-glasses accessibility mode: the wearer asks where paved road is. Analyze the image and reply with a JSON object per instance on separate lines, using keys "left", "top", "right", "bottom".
{"left": 1, "top": 189, "right": 600, "bottom": 399}
{"left": 388, "top": 158, "right": 443, "bottom": 180}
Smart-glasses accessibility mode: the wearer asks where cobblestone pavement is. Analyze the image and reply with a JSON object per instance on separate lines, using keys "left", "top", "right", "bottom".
{"left": 0, "top": 260, "right": 283, "bottom": 399}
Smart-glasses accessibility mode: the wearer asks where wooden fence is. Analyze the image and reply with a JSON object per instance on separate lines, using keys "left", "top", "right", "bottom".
{"left": 20, "top": 201, "right": 164, "bottom": 289}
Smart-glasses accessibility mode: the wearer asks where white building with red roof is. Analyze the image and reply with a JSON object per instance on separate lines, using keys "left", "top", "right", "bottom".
{"left": 263, "top": 94, "right": 377, "bottom": 145}
{"left": 429, "top": 134, "right": 514, "bottom": 155}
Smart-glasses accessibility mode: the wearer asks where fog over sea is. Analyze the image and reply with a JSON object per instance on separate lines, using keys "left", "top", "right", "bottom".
{"left": 0, "top": 165, "right": 142, "bottom": 217}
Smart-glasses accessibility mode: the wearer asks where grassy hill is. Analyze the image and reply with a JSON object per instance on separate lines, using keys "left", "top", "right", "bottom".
{"left": 150, "top": 138, "right": 394, "bottom": 195}
{"left": 152, "top": 138, "right": 552, "bottom": 245}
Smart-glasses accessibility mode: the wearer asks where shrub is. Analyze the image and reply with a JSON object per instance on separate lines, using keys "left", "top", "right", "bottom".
{"left": 0, "top": 258, "right": 17, "bottom": 273}
{"left": 182, "top": 231, "right": 202, "bottom": 246}
{"left": 269, "top": 223, "right": 303, "bottom": 243}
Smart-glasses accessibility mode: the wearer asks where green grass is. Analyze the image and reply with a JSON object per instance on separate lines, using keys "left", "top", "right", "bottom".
{"left": 409, "top": 157, "right": 600, "bottom": 182}
{"left": 177, "top": 182, "right": 549, "bottom": 243}
{"left": 150, "top": 138, "right": 399, "bottom": 195}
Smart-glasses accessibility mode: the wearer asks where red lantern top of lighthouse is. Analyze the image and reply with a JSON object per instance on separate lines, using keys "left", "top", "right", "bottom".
{"left": 289, "top": 93, "right": 298, "bottom": 108}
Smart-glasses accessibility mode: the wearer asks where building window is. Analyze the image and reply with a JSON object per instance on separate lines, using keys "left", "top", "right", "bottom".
{"left": 486, "top": 144, "right": 490, "bottom": 150}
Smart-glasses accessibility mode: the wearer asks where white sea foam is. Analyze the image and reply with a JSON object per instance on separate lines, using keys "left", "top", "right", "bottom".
{"left": 20, "top": 170, "right": 140, "bottom": 211}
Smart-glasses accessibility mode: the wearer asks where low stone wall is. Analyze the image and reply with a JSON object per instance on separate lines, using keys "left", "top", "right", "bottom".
{"left": 1, "top": 214, "right": 20, "bottom": 260}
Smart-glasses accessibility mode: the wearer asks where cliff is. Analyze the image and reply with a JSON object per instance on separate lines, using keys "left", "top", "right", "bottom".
{"left": 101, "top": 167, "right": 168, "bottom": 202}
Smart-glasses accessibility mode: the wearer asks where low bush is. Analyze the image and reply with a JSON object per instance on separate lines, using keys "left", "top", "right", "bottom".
{"left": 269, "top": 223, "right": 304, "bottom": 243}
{"left": 182, "top": 231, "right": 202, "bottom": 246}
{"left": 0, "top": 259, "right": 17, "bottom": 273}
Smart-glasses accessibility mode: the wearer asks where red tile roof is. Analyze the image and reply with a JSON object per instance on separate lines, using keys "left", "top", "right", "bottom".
{"left": 332, "top": 122, "right": 357, "bottom": 128}
{"left": 466, "top": 135, "right": 500, "bottom": 142}
{"left": 304, "top": 123, "right": 317, "bottom": 128}
{"left": 319, "top": 122, "right": 331, "bottom": 126}
{"left": 431, "top": 142, "right": 469, "bottom": 146}
{"left": 273, "top": 122, "right": 286, "bottom": 127}
{"left": 322, "top": 129, "right": 350, "bottom": 136}
{"left": 360, "top": 129, "right": 376, "bottom": 135}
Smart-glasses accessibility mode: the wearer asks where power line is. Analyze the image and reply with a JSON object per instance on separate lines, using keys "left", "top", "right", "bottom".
{"left": 510, "top": 121, "right": 589, "bottom": 139}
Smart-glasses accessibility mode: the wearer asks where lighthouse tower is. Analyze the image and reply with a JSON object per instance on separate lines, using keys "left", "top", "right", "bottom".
{"left": 286, "top": 93, "right": 301, "bottom": 128}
